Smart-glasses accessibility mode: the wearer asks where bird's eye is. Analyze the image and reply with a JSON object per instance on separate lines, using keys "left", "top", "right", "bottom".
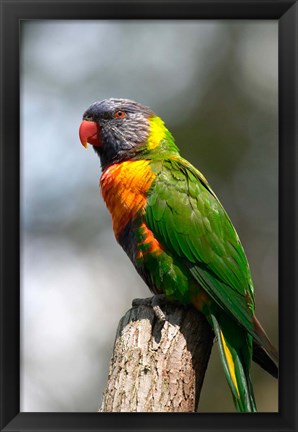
{"left": 114, "top": 110, "right": 126, "bottom": 119}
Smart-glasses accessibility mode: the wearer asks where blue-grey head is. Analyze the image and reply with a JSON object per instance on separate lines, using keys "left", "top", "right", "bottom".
{"left": 79, "top": 98, "right": 157, "bottom": 169}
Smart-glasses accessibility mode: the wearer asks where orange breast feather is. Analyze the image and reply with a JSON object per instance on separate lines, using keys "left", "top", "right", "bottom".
{"left": 100, "top": 160, "right": 156, "bottom": 238}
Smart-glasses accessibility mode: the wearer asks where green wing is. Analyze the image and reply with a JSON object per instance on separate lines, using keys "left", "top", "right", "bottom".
{"left": 146, "top": 157, "right": 255, "bottom": 333}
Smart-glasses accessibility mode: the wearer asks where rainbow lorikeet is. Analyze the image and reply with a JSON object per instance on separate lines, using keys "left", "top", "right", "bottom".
{"left": 79, "top": 98, "right": 278, "bottom": 412}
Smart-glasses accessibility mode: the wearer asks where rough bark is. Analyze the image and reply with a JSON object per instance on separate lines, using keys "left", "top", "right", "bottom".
{"left": 99, "top": 296, "right": 214, "bottom": 412}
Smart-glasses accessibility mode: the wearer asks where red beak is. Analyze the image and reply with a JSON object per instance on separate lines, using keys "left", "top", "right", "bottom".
{"left": 79, "top": 120, "right": 100, "bottom": 149}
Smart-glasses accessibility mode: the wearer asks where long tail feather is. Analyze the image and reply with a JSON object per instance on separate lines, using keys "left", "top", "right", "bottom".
{"left": 253, "top": 316, "right": 279, "bottom": 366}
{"left": 210, "top": 313, "right": 257, "bottom": 412}
{"left": 253, "top": 342, "right": 278, "bottom": 378}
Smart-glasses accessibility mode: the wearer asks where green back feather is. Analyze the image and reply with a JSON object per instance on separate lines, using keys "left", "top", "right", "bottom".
{"left": 146, "top": 157, "right": 256, "bottom": 334}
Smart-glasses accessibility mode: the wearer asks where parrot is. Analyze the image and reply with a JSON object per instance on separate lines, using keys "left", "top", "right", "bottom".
{"left": 79, "top": 98, "right": 278, "bottom": 413}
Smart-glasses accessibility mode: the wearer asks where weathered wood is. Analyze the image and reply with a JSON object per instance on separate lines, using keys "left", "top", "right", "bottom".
{"left": 99, "top": 297, "right": 214, "bottom": 412}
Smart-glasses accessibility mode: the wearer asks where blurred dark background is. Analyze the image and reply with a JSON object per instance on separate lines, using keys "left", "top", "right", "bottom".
{"left": 20, "top": 20, "right": 278, "bottom": 412}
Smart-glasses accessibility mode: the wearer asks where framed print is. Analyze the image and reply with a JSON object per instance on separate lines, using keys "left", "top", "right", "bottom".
{"left": 0, "top": 1, "right": 297, "bottom": 431}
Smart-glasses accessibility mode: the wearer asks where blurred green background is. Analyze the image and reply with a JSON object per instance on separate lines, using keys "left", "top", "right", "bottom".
{"left": 20, "top": 20, "right": 278, "bottom": 412}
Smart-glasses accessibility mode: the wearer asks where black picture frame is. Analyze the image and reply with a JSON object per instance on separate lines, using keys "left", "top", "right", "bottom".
{"left": 0, "top": 1, "right": 297, "bottom": 431}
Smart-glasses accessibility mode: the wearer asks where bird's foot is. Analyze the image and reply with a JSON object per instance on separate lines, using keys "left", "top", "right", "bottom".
{"left": 132, "top": 294, "right": 167, "bottom": 322}
{"left": 151, "top": 294, "right": 167, "bottom": 322}
{"left": 132, "top": 297, "right": 153, "bottom": 307}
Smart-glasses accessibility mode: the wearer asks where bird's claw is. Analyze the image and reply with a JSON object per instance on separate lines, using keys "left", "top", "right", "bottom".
{"left": 132, "top": 294, "right": 167, "bottom": 322}
{"left": 132, "top": 297, "right": 153, "bottom": 307}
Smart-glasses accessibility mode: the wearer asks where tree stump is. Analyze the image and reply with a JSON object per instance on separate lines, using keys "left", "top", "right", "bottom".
{"left": 99, "top": 296, "right": 214, "bottom": 412}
